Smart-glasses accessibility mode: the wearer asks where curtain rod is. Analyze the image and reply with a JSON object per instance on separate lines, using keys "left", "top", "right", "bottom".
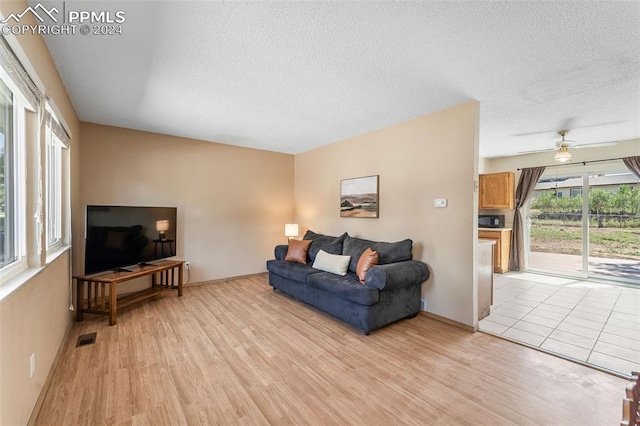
{"left": 517, "top": 156, "right": 631, "bottom": 171}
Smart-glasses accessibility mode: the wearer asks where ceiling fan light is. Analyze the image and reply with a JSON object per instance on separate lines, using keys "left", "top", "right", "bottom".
{"left": 554, "top": 146, "right": 572, "bottom": 163}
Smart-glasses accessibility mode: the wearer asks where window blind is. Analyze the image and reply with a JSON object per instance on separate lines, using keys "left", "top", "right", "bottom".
{"left": 0, "top": 35, "right": 42, "bottom": 110}
{"left": 45, "top": 108, "right": 70, "bottom": 148}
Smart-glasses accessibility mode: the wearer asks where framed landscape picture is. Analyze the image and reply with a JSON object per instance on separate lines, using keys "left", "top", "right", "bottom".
{"left": 340, "top": 175, "right": 379, "bottom": 218}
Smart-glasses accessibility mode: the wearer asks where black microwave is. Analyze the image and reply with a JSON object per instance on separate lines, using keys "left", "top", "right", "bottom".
{"left": 479, "top": 215, "right": 505, "bottom": 228}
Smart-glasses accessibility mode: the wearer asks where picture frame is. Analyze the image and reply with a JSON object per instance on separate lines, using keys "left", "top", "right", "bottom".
{"left": 340, "top": 175, "right": 379, "bottom": 218}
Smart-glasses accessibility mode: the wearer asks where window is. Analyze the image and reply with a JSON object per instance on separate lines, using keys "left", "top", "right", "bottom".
{"left": 0, "top": 78, "right": 14, "bottom": 269}
{"left": 1, "top": 35, "right": 71, "bottom": 287}
{"left": 0, "top": 72, "right": 28, "bottom": 282}
{"left": 45, "top": 106, "right": 69, "bottom": 250}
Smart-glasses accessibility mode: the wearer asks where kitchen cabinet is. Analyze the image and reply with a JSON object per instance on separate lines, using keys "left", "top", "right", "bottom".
{"left": 478, "top": 228, "right": 512, "bottom": 273}
{"left": 479, "top": 172, "right": 515, "bottom": 209}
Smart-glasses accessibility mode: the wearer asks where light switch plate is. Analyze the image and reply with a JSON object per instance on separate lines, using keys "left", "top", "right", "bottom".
{"left": 434, "top": 198, "right": 447, "bottom": 208}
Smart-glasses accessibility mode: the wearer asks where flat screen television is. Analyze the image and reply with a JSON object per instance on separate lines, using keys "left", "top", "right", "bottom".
{"left": 84, "top": 205, "right": 177, "bottom": 275}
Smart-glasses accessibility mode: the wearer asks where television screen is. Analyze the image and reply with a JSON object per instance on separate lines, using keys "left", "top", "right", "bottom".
{"left": 84, "top": 205, "right": 177, "bottom": 275}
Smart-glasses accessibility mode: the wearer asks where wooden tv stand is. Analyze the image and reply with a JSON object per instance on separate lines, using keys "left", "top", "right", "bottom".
{"left": 74, "top": 260, "right": 184, "bottom": 326}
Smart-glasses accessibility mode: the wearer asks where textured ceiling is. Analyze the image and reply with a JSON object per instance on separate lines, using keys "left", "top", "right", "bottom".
{"left": 32, "top": 1, "right": 640, "bottom": 157}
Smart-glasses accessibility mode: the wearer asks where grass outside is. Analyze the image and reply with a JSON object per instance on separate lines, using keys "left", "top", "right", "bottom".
{"left": 530, "top": 220, "right": 640, "bottom": 260}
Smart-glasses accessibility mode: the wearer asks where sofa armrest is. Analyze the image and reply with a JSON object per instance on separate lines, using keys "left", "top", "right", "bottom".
{"left": 274, "top": 245, "right": 289, "bottom": 261}
{"left": 365, "top": 260, "right": 429, "bottom": 291}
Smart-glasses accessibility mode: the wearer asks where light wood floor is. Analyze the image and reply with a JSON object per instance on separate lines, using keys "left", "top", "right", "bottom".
{"left": 36, "top": 274, "right": 626, "bottom": 425}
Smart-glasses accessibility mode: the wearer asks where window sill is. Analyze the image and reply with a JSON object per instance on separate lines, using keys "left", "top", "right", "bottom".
{"left": 46, "top": 244, "right": 70, "bottom": 265}
{"left": 0, "top": 266, "right": 44, "bottom": 302}
{"left": 1, "top": 246, "right": 70, "bottom": 302}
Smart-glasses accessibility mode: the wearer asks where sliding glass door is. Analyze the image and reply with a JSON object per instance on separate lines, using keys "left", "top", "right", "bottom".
{"left": 528, "top": 170, "right": 586, "bottom": 276}
{"left": 526, "top": 160, "right": 640, "bottom": 285}
{"left": 587, "top": 172, "right": 640, "bottom": 282}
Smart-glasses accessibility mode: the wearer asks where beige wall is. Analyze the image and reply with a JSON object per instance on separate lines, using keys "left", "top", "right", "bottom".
{"left": 0, "top": 253, "right": 71, "bottom": 426}
{"left": 0, "top": 1, "right": 80, "bottom": 424}
{"left": 295, "top": 101, "right": 480, "bottom": 326}
{"left": 478, "top": 157, "right": 490, "bottom": 174}
{"left": 79, "top": 123, "right": 294, "bottom": 285}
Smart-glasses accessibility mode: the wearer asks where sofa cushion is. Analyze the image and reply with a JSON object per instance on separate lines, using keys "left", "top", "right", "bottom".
{"left": 303, "top": 230, "right": 347, "bottom": 262}
{"left": 285, "top": 239, "right": 312, "bottom": 264}
{"left": 274, "top": 244, "right": 289, "bottom": 261}
{"left": 312, "top": 250, "right": 351, "bottom": 276}
{"left": 343, "top": 235, "right": 413, "bottom": 272}
{"left": 266, "top": 260, "right": 322, "bottom": 282}
{"left": 356, "top": 248, "right": 379, "bottom": 283}
{"left": 307, "top": 272, "right": 379, "bottom": 305}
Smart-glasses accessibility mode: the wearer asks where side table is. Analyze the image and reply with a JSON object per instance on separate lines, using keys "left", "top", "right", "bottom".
{"left": 153, "top": 239, "right": 175, "bottom": 258}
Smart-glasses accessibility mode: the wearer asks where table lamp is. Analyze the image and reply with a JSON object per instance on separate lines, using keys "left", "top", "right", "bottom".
{"left": 156, "top": 220, "right": 169, "bottom": 240}
{"left": 284, "top": 223, "right": 299, "bottom": 241}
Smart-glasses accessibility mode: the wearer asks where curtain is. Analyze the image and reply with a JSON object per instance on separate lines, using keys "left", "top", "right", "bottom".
{"left": 509, "top": 166, "right": 546, "bottom": 271}
{"left": 623, "top": 156, "right": 640, "bottom": 179}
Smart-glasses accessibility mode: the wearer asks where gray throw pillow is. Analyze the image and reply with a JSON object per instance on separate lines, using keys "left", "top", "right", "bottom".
{"left": 303, "top": 230, "right": 348, "bottom": 262}
{"left": 342, "top": 235, "right": 412, "bottom": 272}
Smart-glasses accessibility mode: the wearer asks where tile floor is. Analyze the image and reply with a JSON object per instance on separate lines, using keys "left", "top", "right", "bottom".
{"left": 479, "top": 272, "right": 640, "bottom": 378}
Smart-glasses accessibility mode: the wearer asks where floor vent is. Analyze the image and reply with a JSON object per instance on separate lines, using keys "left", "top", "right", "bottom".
{"left": 76, "top": 332, "right": 97, "bottom": 347}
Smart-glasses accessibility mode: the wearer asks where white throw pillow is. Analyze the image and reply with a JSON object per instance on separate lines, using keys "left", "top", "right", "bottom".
{"left": 312, "top": 250, "right": 351, "bottom": 276}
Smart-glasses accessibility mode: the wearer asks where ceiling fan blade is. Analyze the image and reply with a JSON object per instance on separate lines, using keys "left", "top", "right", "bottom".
{"left": 517, "top": 147, "right": 556, "bottom": 154}
{"left": 573, "top": 141, "right": 618, "bottom": 149}
{"left": 513, "top": 120, "right": 576, "bottom": 137}
{"left": 514, "top": 129, "right": 558, "bottom": 137}
{"left": 513, "top": 120, "right": 625, "bottom": 138}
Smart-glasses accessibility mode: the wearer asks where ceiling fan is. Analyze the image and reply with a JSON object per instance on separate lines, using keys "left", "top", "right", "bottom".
{"left": 518, "top": 130, "right": 617, "bottom": 163}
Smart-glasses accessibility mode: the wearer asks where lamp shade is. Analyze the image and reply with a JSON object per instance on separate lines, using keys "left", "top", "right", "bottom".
{"left": 156, "top": 220, "right": 170, "bottom": 232}
{"left": 554, "top": 146, "right": 572, "bottom": 163}
{"left": 284, "top": 223, "right": 299, "bottom": 238}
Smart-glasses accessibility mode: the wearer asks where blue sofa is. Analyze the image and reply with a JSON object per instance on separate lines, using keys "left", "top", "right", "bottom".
{"left": 266, "top": 231, "right": 430, "bottom": 334}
